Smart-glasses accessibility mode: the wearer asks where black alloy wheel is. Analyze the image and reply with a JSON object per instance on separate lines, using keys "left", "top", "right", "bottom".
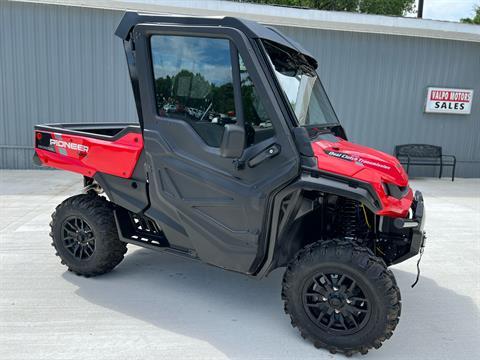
{"left": 302, "top": 272, "right": 371, "bottom": 335}
{"left": 61, "top": 216, "right": 96, "bottom": 260}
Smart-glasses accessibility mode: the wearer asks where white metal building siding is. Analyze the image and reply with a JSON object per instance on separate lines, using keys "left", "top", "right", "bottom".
{"left": 1, "top": 1, "right": 479, "bottom": 177}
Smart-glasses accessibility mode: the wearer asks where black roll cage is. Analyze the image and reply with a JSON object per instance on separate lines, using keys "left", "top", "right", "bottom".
{"left": 115, "top": 11, "right": 318, "bottom": 130}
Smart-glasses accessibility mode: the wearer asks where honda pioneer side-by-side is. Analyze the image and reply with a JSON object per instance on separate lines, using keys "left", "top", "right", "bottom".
{"left": 33, "top": 12, "right": 426, "bottom": 356}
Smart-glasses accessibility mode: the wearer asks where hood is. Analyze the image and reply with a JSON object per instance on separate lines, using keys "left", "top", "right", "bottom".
{"left": 311, "top": 133, "right": 409, "bottom": 187}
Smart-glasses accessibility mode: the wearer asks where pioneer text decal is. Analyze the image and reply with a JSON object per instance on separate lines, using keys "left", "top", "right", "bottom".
{"left": 50, "top": 139, "right": 89, "bottom": 152}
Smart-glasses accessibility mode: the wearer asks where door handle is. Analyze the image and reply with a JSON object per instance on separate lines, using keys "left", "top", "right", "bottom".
{"left": 248, "top": 144, "right": 281, "bottom": 168}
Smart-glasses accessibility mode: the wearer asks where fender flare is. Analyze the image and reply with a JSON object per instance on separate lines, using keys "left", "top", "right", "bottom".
{"left": 297, "top": 171, "right": 382, "bottom": 213}
{"left": 254, "top": 170, "right": 382, "bottom": 277}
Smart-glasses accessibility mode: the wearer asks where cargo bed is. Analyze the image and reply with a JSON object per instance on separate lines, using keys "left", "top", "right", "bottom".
{"left": 34, "top": 122, "right": 143, "bottom": 178}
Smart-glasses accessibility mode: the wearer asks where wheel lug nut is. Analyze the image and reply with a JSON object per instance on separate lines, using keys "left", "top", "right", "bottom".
{"left": 334, "top": 309, "right": 340, "bottom": 314}
{"left": 333, "top": 286, "right": 339, "bottom": 291}
{"left": 346, "top": 299, "right": 352, "bottom": 304}
{"left": 322, "top": 297, "right": 327, "bottom": 301}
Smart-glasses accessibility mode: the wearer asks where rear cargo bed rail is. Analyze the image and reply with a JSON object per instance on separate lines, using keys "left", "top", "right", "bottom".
{"left": 34, "top": 122, "right": 141, "bottom": 141}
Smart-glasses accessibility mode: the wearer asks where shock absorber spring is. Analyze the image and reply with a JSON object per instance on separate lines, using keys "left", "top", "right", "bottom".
{"left": 341, "top": 199, "right": 359, "bottom": 239}
{"left": 339, "top": 199, "right": 370, "bottom": 240}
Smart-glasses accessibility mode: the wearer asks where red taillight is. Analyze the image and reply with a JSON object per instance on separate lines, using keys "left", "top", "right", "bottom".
{"left": 36, "top": 132, "right": 42, "bottom": 140}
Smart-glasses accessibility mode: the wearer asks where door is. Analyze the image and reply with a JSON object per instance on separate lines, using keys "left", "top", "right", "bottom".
{"left": 133, "top": 24, "right": 299, "bottom": 273}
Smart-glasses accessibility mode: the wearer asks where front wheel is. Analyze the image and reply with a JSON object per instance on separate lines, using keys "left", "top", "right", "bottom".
{"left": 282, "top": 240, "right": 401, "bottom": 356}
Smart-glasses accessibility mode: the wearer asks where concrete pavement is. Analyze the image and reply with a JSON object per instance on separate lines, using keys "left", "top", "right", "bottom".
{"left": 1, "top": 170, "right": 479, "bottom": 359}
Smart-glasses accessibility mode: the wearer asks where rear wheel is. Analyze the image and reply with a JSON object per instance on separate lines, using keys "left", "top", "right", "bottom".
{"left": 50, "top": 194, "right": 127, "bottom": 277}
{"left": 282, "top": 239, "right": 401, "bottom": 356}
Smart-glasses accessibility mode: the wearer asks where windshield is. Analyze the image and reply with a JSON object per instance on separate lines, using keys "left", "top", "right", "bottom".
{"left": 262, "top": 40, "right": 339, "bottom": 127}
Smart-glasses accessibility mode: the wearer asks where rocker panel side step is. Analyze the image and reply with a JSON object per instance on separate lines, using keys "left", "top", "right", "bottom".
{"left": 114, "top": 207, "right": 199, "bottom": 260}
{"left": 114, "top": 207, "right": 169, "bottom": 248}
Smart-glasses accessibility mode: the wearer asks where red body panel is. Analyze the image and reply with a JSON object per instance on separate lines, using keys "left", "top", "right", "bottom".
{"left": 35, "top": 127, "right": 411, "bottom": 218}
{"left": 311, "top": 137, "right": 413, "bottom": 217}
{"left": 35, "top": 131, "right": 143, "bottom": 179}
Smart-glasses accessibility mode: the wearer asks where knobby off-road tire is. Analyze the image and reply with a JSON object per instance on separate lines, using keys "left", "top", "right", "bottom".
{"left": 50, "top": 194, "right": 127, "bottom": 277}
{"left": 282, "top": 239, "right": 401, "bottom": 356}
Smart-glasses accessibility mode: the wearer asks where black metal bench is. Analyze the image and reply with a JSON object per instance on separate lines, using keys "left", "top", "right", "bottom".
{"left": 394, "top": 144, "right": 456, "bottom": 181}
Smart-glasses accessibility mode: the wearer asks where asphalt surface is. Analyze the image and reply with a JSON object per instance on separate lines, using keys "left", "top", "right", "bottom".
{"left": 1, "top": 170, "right": 479, "bottom": 360}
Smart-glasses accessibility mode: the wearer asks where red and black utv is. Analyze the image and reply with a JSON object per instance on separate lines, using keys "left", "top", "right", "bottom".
{"left": 34, "top": 12, "right": 426, "bottom": 356}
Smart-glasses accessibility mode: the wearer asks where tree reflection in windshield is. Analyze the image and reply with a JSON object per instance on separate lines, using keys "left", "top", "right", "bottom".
{"left": 151, "top": 35, "right": 237, "bottom": 146}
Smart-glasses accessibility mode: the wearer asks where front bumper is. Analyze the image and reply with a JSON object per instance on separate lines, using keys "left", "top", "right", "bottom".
{"left": 380, "top": 190, "right": 426, "bottom": 265}
{"left": 408, "top": 190, "right": 426, "bottom": 257}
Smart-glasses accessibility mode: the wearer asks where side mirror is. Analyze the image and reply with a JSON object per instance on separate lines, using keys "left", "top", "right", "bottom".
{"left": 220, "top": 124, "right": 245, "bottom": 158}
